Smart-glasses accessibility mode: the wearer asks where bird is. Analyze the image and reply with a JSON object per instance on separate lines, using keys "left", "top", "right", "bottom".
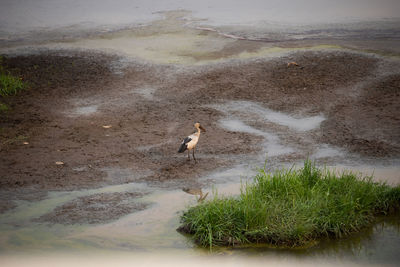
{"left": 178, "top": 122, "right": 206, "bottom": 162}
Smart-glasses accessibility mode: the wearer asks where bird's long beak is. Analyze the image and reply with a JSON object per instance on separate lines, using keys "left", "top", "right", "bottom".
{"left": 199, "top": 125, "right": 206, "bottom": 132}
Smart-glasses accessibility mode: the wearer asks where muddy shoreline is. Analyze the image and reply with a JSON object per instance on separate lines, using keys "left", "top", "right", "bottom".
{"left": 1, "top": 47, "right": 400, "bottom": 222}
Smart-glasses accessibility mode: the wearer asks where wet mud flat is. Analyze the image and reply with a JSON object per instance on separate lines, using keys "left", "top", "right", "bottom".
{"left": 1, "top": 45, "right": 400, "bottom": 225}
{"left": 34, "top": 192, "right": 148, "bottom": 225}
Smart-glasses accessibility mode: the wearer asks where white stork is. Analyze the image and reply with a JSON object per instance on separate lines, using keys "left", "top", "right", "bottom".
{"left": 178, "top": 122, "right": 206, "bottom": 162}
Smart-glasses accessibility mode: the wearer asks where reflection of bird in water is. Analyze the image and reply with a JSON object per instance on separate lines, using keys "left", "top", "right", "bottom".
{"left": 183, "top": 188, "right": 209, "bottom": 202}
{"left": 178, "top": 122, "right": 206, "bottom": 162}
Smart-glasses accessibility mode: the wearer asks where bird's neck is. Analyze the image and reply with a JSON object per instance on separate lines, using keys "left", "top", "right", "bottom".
{"left": 195, "top": 127, "right": 201, "bottom": 136}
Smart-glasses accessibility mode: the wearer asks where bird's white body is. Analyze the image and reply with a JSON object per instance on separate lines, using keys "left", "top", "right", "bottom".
{"left": 178, "top": 123, "right": 206, "bottom": 162}
{"left": 186, "top": 132, "right": 200, "bottom": 151}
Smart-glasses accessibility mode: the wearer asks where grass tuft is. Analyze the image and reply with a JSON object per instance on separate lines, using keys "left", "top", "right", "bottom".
{"left": 0, "top": 72, "right": 25, "bottom": 97}
{"left": 0, "top": 56, "right": 26, "bottom": 97}
{"left": 0, "top": 55, "right": 26, "bottom": 111}
{"left": 178, "top": 160, "right": 400, "bottom": 248}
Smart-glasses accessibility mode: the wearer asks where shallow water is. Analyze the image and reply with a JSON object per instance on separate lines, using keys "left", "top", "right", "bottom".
{"left": 210, "top": 100, "right": 336, "bottom": 161}
{"left": 219, "top": 118, "right": 295, "bottom": 157}
{"left": 0, "top": 163, "right": 399, "bottom": 267}
{"left": 213, "top": 100, "right": 325, "bottom": 131}
{"left": 328, "top": 165, "right": 400, "bottom": 186}
{"left": 1, "top": 0, "right": 399, "bottom": 39}
{"left": 312, "top": 144, "right": 346, "bottom": 159}
{"left": 2, "top": 1, "right": 400, "bottom": 62}
{"left": 70, "top": 105, "right": 99, "bottom": 116}
{"left": 232, "top": 215, "right": 400, "bottom": 266}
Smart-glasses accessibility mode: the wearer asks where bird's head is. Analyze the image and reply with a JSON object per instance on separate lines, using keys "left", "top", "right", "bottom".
{"left": 195, "top": 122, "right": 206, "bottom": 132}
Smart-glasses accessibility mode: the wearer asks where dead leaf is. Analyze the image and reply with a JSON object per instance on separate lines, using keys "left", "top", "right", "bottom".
{"left": 102, "top": 125, "right": 112, "bottom": 129}
{"left": 23, "top": 142, "right": 29, "bottom": 145}
{"left": 287, "top": 62, "right": 299, "bottom": 67}
{"left": 55, "top": 161, "right": 64, "bottom": 165}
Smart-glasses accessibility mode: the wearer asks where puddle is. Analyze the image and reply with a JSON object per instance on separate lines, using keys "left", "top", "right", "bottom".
{"left": 69, "top": 105, "right": 99, "bottom": 116}
{"left": 212, "top": 100, "right": 324, "bottom": 159}
{"left": 212, "top": 101, "right": 325, "bottom": 132}
{"left": 209, "top": 100, "right": 373, "bottom": 165}
{"left": 219, "top": 118, "right": 265, "bottom": 136}
{"left": 66, "top": 96, "right": 104, "bottom": 117}
{"left": 0, "top": 162, "right": 250, "bottom": 252}
{"left": 220, "top": 118, "right": 295, "bottom": 158}
{"left": 0, "top": 183, "right": 149, "bottom": 226}
{"left": 0, "top": 167, "right": 151, "bottom": 225}
{"left": 73, "top": 189, "right": 192, "bottom": 245}
{"left": 201, "top": 164, "right": 255, "bottom": 185}
{"left": 66, "top": 169, "right": 257, "bottom": 250}
{"left": 0, "top": 181, "right": 152, "bottom": 252}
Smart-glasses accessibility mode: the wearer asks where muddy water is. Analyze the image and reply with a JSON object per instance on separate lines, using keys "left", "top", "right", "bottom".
{"left": 0, "top": 164, "right": 399, "bottom": 266}
{"left": 2, "top": 3, "right": 400, "bottom": 59}
{"left": 1, "top": 1, "right": 400, "bottom": 41}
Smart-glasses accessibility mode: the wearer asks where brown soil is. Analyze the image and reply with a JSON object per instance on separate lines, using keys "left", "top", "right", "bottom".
{"left": 321, "top": 73, "right": 400, "bottom": 156}
{"left": 1, "top": 49, "right": 399, "bottom": 219}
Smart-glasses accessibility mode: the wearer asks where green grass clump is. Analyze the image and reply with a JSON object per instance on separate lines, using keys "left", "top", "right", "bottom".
{"left": 0, "top": 56, "right": 25, "bottom": 97}
{"left": 179, "top": 160, "right": 400, "bottom": 248}
{"left": 0, "top": 56, "right": 26, "bottom": 111}
{"left": 0, "top": 72, "right": 25, "bottom": 97}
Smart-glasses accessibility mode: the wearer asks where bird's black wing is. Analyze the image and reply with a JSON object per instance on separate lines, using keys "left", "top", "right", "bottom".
{"left": 178, "top": 137, "right": 192, "bottom": 153}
